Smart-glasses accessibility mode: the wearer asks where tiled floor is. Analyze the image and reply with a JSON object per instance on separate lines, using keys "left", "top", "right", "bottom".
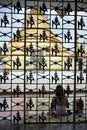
{"left": 1, "top": 123, "right": 87, "bottom": 130}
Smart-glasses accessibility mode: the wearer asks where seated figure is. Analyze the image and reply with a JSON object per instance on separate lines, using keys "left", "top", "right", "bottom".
{"left": 50, "top": 85, "right": 69, "bottom": 116}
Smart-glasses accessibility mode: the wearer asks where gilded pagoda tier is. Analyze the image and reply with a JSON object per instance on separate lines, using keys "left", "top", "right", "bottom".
{"left": 2, "top": 9, "right": 70, "bottom": 70}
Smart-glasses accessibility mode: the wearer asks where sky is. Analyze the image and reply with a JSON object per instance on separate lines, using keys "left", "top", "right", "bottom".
{"left": 0, "top": 7, "right": 87, "bottom": 51}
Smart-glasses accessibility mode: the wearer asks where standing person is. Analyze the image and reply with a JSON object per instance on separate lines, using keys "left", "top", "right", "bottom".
{"left": 78, "top": 97, "right": 84, "bottom": 113}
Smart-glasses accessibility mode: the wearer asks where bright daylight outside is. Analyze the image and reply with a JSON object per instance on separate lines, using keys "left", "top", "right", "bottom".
{"left": 0, "top": 0, "right": 87, "bottom": 124}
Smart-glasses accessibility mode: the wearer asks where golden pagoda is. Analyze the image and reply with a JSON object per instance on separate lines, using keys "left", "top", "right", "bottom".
{"left": 3, "top": 9, "right": 70, "bottom": 70}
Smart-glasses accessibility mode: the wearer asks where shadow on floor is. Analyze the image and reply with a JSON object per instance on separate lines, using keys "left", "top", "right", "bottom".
{"left": 0, "top": 123, "right": 87, "bottom": 130}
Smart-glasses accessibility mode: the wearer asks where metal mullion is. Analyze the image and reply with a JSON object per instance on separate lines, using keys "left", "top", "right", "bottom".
{"left": 11, "top": 0, "right": 13, "bottom": 124}
{"left": 49, "top": 0, "right": 51, "bottom": 123}
{"left": 24, "top": 0, "right": 27, "bottom": 124}
{"left": 37, "top": 2, "right": 39, "bottom": 123}
{"left": 73, "top": 0, "right": 77, "bottom": 123}
{"left": 61, "top": 0, "right": 64, "bottom": 122}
